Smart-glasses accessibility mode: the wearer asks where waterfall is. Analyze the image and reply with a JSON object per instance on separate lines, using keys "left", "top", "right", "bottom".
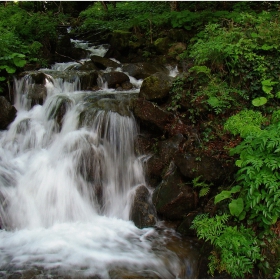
{"left": 0, "top": 74, "right": 173, "bottom": 278}
{"left": 0, "top": 45, "right": 199, "bottom": 279}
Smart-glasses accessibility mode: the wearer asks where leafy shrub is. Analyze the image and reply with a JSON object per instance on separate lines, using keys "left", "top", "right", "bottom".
{"left": 227, "top": 121, "right": 280, "bottom": 227}
{"left": 188, "top": 12, "right": 280, "bottom": 105}
{"left": 191, "top": 213, "right": 262, "bottom": 278}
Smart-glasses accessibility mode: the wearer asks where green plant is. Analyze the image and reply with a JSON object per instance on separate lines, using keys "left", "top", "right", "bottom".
{"left": 274, "top": 267, "right": 280, "bottom": 279}
{"left": 224, "top": 109, "right": 266, "bottom": 138}
{"left": 192, "top": 175, "right": 212, "bottom": 197}
{"left": 191, "top": 213, "right": 262, "bottom": 278}
{"left": 167, "top": 76, "right": 185, "bottom": 112}
{"left": 228, "top": 121, "right": 280, "bottom": 226}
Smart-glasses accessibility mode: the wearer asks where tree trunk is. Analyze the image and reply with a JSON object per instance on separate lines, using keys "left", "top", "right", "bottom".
{"left": 101, "top": 1, "right": 108, "bottom": 11}
{"left": 170, "top": 1, "right": 179, "bottom": 11}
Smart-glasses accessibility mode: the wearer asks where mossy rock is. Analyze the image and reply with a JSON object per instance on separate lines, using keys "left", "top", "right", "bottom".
{"left": 139, "top": 72, "right": 173, "bottom": 101}
{"left": 154, "top": 37, "right": 172, "bottom": 55}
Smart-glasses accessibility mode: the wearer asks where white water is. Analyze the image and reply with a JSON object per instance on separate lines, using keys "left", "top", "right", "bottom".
{"left": 0, "top": 69, "right": 187, "bottom": 278}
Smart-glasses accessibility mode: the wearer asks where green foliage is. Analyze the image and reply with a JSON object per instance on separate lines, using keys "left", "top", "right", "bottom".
{"left": 167, "top": 76, "right": 185, "bottom": 112}
{"left": 191, "top": 214, "right": 262, "bottom": 278}
{"left": 224, "top": 109, "right": 266, "bottom": 137}
{"left": 79, "top": 2, "right": 170, "bottom": 33}
{"left": 192, "top": 175, "right": 212, "bottom": 197}
{"left": 274, "top": 267, "right": 280, "bottom": 279}
{"left": 229, "top": 121, "right": 280, "bottom": 226}
{"left": 188, "top": 12, "right": 280, "bottom": 106}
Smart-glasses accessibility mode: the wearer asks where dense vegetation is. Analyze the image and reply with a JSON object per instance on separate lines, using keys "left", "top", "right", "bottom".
{"left": 0, "top": 1, "right": 279, "bottom": 278}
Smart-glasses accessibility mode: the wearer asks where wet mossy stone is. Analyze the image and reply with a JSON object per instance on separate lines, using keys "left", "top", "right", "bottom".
{"left": 139, "top": 72, "right": 173, "bottom": 101}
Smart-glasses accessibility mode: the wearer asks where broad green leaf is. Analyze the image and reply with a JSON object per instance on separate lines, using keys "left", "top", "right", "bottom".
{"left": 5, "top": 66, "right": 16, "bottom": 74}
{"left": 13, "top": 57, "right": 27, "bottom": 67}
{"left": 0, "top": 77, "right": 6, "bottom": 81}
{"left": 252, "top": 97, "right": 267, "bottom": 107}
{"left": 229, "top": 198, "right": 244, "bottom": 217}
{"left": 230, "top": 185, "right": 241, "bottom": 193}
{"left": 214, "top": 190, "right": 232, "bottom": 204}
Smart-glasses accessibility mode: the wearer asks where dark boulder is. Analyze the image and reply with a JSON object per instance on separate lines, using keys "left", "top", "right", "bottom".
{"left": 130, "top": 185, "right": 156, "bottom": 229}
{"left": 101, "top": 71, "right": 129, "bottom": 88}
{"left": 90, "top": 55, "right": 120, "bottom": 70}
{"left": 174, "top": 153, "right": 225, "bottom": 184}
{"left": 78, "top": 61, "right": 99, "bottom": 71}
{"left": 0, "top": 96, "right": 17, "bottom": 130}
{"left": 132, "top": 98, "right": 190, "bottom": 136}
{"left": 152, "top": 170, "right": 196, "bottom": 221}
{"left": 139, "top": 72, "right": 173, "bottom": 101}
{"left": 122, "top": 62, "right": 168, "bottom": 80}
{"left": 176, "top": 212, "right": 199, "bottom": 237}
{"left": 79, "top": 71, "right": 99, "bottom": 90}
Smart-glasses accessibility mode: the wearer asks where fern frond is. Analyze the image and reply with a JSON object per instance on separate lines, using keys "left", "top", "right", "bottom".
{"left": 199, "top": 187, "right": 210, "bottom": 197}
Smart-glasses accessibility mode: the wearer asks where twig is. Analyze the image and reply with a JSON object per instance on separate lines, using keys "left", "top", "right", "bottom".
{"left": 55, "top": 52, "right": 83, "bottom": 65}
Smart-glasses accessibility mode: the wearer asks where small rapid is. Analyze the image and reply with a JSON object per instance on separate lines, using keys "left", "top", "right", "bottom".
{"left": 0, "top": 41, "right": 199, "bottom": 278}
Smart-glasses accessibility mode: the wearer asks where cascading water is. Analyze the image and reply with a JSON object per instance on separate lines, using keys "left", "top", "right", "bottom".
{"left": 0, "top": 43, "right": 199, "bottom": 279}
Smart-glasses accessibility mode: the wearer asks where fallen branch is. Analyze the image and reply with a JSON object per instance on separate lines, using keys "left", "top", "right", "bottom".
{"left": 55, "top": 52, "right": 83, "bottom": 65}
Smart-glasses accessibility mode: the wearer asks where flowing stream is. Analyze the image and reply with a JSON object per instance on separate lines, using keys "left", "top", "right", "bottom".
{"left": 0, "top": 43, "right": 198, "bottom": 278}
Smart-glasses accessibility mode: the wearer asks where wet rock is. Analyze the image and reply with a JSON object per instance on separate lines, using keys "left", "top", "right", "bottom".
{"left": 145, "top": 134, "right": 186, "bottom": 187}
{"left": 71, "top": 47, "right": 90, "bottom": 61}
{"left": 139, "top": 72, "right": 173, "bottom": 101}
{"left": 132, "top": 98, "right": 173, "bottom": 133}
{"left": 174, "top": 153, "right": 225, "bottom": 183}
{"left": 79, "top": 98, "right": 132, "bottom": 128}
{"left": 152, "top": 170, "right": 196, "bottom": 221}
{"left": 176, "top": 212, "right": 199, "bottom": 237}
{"left": 130, "top": 185, "right": 156, "bottom": 229}
{"left": 79, "top": 71, "right": 99, "bottom": 90}
{"left": 101, "top": 71, "right": 130, "bottom": 88}
{"left": 90, "top": 55, "right": 120, "bottom": 70}
{"left": 132, "top": 98, "right": 190, "bottom": 137}
{"left": 121, "top": 81, "right": 133, "bottom": 90}
{"left": 154, "top": 37, "right": 172, "bottom": 55}
{"left": 122, "top": 62, "right": 168, "bottom": 80}
{"left": 27, "top": 84, "right": 47, "bottom": 106}
{"left": 0, "top": 96, "right": 17, "bottom": 130}
{"left": 29, "top": 72, "right": 48, "bottom": 84}
{"left": 46, "top": 95, "right": 73, "bottom": 129}
{"left": 78, "top": 61, "right": 99, "bottom": 71}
